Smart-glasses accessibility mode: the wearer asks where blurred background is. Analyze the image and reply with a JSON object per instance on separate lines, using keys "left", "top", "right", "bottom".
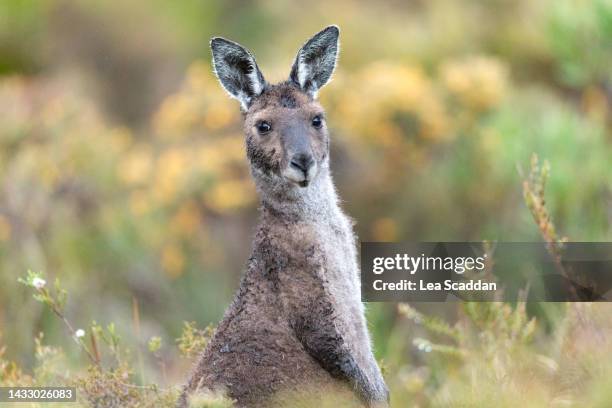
{"left": 1, "top": 0, "right": 611, "bottom": 406}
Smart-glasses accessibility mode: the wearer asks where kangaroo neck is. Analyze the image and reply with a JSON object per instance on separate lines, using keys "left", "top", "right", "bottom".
{"left": 257, "top": 167, "right": 342, "bottom": 224}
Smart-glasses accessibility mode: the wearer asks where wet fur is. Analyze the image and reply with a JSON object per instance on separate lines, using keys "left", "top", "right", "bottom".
{"left": 178, "top": 28, "right": 388, "bottom": 408}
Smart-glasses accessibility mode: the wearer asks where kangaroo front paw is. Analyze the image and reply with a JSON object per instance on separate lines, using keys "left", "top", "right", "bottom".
{"left": 370, "top": 381, "right": 389, "bottom": 407}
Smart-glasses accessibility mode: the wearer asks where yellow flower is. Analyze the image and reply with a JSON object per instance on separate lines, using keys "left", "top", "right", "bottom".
{"left": 203, "top": 102, "right": 235, "bottom": 131}
{"left": 205, "top": 179, "right": 255, "bottom": 213}
{"left": 170, "top": 200, "right": 201, "bottom": 237}
{"left": 196, "top": 136, "right": 245, "bottom": 176}
{"left": 441, "top": 56, "right": 508, "bottom": 112}
{"left": 161, "top": 244, "right": 185, "bottom": 279}
{"left": 331, "top": 61, "right": 449, "bottom": 147}
{"left": 119, "top": 147, "right": 153, "bottom": 185}
{"left": 154, "top": 147, "right": 191, "bottom": 204}
{"left": 196, "top": 144, "right": 225, "bottom": 175}
{"left": 186, "top": 61, "right": 215, "bottom": 92}
{"left": 371, "top": 217, "right": 398, "bottom": 241}
{"left": 153, "top": 94, "right": 199, "bottom": 138}
{"left": 153, "top": 60, "right": 240, "bottom": 140}
{"left": 108, "top": 127, "right": 133, "bottom": 153}
{"left": 218, "top": 136, "right": 246, "bottom": 159}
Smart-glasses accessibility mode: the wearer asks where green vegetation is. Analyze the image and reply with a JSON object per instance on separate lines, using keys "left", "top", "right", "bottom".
{"left": 0, "top": 0, "right": 611, "bottom": 406}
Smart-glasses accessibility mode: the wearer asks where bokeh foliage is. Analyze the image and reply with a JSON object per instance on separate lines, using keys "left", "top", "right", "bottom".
{"left": 1, "top": 0, "right": 611, "bottom": 406}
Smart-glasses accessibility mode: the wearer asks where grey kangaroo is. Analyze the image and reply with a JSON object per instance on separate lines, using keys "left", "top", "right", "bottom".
{"left": 178, "top": 26, "right": 389, "bottom": 408}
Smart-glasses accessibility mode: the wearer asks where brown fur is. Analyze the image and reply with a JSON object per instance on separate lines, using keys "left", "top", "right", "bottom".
{"left": 178, "top": 27, "right": 388, "bottom": 408}
{"left": 244, "top": 85, "right": 327, "bottom": 182}
{"left": 180, "top": 214, "right": 361, "bottom": 407}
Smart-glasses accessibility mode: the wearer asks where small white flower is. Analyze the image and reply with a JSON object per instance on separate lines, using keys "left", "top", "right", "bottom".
{"left": 75, "top": 329, "right": 85, "bottom": 338}
{"left": 32, "top": 277, "right": 46, "bottom": 289}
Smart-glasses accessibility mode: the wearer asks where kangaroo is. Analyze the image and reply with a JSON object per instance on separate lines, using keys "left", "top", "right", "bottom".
{"left": 178, "top": 26, "right": 388, "bottom": 408}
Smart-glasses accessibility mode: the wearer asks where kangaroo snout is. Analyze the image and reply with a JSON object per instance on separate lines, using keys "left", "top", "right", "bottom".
{"left": 285, "top": 151, "right": 317, "bottom": 187}
{"left": 290, "top": 153, "right": 314, "bottom": 174}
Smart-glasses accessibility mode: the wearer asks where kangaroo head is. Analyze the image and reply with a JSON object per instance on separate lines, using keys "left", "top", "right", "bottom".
{"left": 210, "top": 26, "right": 339, "bottom": 189}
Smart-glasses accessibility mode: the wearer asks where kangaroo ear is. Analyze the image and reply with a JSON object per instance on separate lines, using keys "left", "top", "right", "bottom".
{"left": 289, "top": 25, "right": 340, "bottom": 98}
{"left": 210, "top": 37, "right": 266, "bottom": 111}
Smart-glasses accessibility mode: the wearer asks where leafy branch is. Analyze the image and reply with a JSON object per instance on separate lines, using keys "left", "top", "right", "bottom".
{"left": 18, "top": 270, "right": 98, "bottom": 365}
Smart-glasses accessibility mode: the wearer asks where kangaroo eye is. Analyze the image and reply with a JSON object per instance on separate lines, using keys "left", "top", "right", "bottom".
{"left": 312, "top": 115, "right": 323, "bottom": 129}
{"left": 256, "top": 121, "right": 272, "bottom": 134}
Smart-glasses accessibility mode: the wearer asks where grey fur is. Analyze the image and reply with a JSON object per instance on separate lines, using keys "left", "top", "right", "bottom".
{"left": 178, "top": 27, "right": 388, "bottom": 408}
{"left": 290, "top": 25, "right": 340, "bottom": 97}
{"left": 211, "top": 37, "right": 266, "bottom": 110}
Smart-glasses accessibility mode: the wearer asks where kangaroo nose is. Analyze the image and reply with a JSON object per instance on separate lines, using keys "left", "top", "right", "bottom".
{"left": 290, "top": 154, "right": 314, "bottom": 174}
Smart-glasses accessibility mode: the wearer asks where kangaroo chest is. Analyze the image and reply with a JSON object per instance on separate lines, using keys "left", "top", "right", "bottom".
{"left": 308, "top": 215, "right": 364, "bottom": 328}
{"left": 317, "top": 219, "right": 360, "bottom": 291}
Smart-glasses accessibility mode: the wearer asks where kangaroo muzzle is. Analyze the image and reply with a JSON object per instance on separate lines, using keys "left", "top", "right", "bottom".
{"left": 281, "top": 124, "right": 318, "bottom": 187}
